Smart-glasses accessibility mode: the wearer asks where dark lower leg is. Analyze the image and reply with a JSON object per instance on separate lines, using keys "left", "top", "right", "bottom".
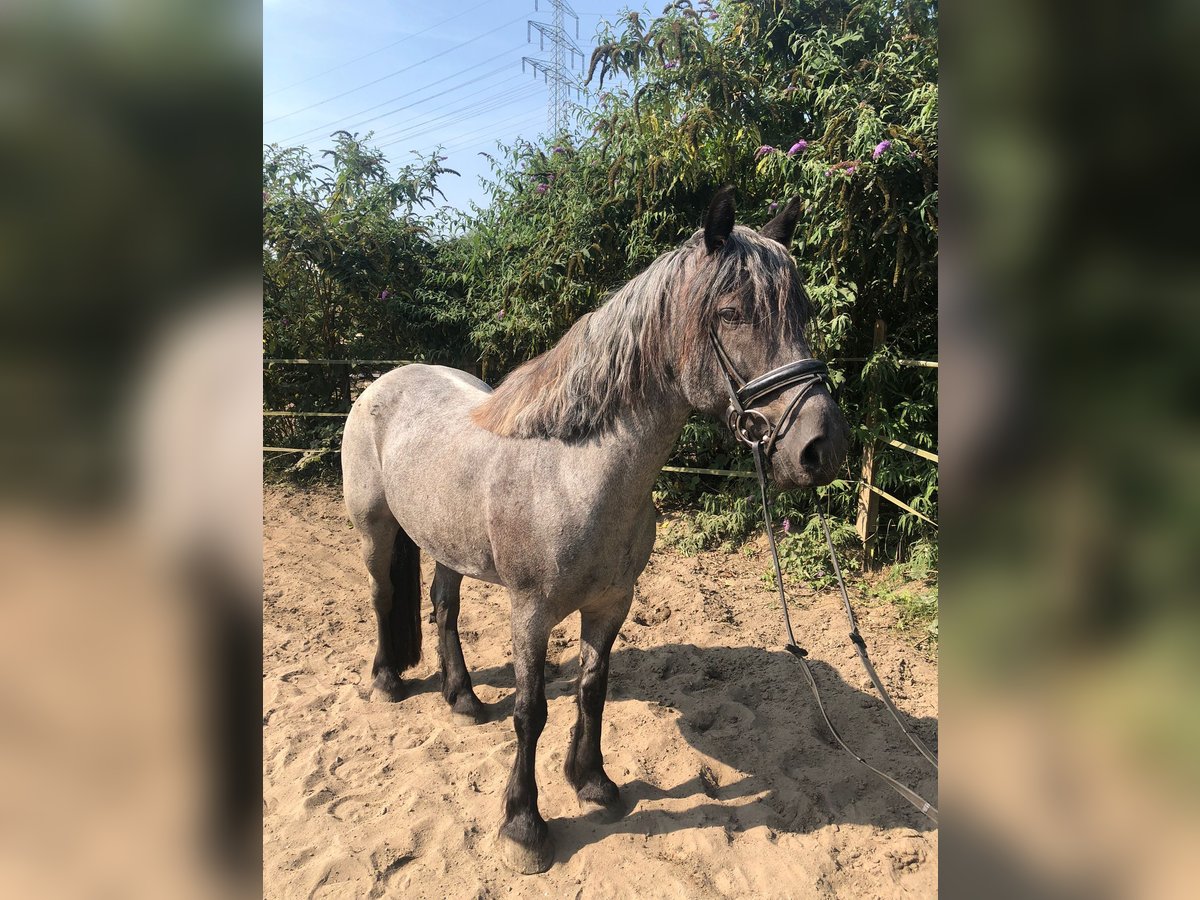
{"left": 364, "top": 527, "right": 405, "bottom": 700}
{"left": 565, "top": 608, "right": 624, "bottom": 806}
{"left": 498, "top": 624, "right": 552, "bottom": 873}
{"left": 370, "top": 598, "right": 405, "bottom": 699}
{"left": 432, "top": 564, "right": 483, "bottom": 719}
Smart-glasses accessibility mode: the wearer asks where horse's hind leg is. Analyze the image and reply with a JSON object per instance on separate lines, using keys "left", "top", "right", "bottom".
{"left": 565, "top": 593, "right": 632, "bottom": 814}
{"left": 431, "top": 563, "right": 484, "bottom": 723}
{"left": 356, "top": 514, "right": 423, "bottom": 701}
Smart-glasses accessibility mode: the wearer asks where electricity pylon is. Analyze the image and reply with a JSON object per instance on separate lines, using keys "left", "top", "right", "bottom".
{"left": 522, "top": 0, "right": 583, "bottom": 137}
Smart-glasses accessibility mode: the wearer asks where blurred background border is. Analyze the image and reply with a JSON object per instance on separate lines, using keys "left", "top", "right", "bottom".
{"left": 0, "top": 0, "right": 1197, "bottom": 896}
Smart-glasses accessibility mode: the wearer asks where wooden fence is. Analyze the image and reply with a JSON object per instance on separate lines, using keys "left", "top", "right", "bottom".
{"left": 263, "top": 342, "right": 937, "bottom": 556}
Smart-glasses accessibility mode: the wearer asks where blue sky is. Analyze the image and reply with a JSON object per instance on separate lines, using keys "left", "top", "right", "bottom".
{"left": 264, "top": 0, "right": 649, "bottom": 212}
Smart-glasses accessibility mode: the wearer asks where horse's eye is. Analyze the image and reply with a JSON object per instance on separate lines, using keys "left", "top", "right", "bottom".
{"left": 717, "top": 307, "right": 742, "bottom": 324}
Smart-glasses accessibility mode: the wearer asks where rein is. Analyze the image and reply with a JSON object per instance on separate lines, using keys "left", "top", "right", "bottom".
{"left": 712, "top": 329, "right": 939, "bottom": 825}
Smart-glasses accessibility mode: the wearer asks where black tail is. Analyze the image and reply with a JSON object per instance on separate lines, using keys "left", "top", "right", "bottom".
{"left": 387, "top": 528, "right": 423, "bottom": 671}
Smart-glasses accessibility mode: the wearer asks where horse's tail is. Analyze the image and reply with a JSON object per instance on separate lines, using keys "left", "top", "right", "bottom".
{"left": 388, "top": 527, "right": 423, "bottom": 671}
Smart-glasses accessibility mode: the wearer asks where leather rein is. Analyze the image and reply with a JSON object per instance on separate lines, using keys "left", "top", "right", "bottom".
{"left": 711, "top": 328, "right": 939, "bottom": 825}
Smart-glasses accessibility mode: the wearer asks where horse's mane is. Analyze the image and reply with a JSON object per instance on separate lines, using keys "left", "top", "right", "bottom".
{"left": 471, "top": 227, "right": 807, "bottom": 441}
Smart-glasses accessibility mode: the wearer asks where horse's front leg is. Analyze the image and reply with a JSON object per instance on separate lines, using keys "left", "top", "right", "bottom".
{"left": 565, "top": 593, "right": 631, "bottom": 814}
{"left": 497, "top": 606, "right": 554, "bottom": 874}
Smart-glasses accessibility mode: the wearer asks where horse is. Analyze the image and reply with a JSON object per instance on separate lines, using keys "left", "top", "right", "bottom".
{"left": 341, "top": 186, "right": 850, "bottom": 874}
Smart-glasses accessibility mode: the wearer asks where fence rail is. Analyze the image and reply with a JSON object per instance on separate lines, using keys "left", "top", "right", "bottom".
{"left": 264, "top": 357, "right": 937, "bottom": 368}
{"left": 264, "top": 411, "right": 348, "bottom": 418}
{"left": 865, "top": 483, "right": 936, "bottom": 527}
{"left": 883, "top": 438, "right": 938, "bottom": 463}
{"left": 265, "top": 358, "right": 416, "bottom": 366}
{"left": 264, "top": 344, "right": 938, "bottom": 548}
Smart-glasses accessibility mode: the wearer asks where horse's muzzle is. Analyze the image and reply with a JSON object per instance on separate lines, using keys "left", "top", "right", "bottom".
{"left": 768, "top": 393, "right": 849, "bottom": 489}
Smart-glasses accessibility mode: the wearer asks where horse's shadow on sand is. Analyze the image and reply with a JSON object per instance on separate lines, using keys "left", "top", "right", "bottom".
{"left": 404, "top": 641, "right": 937, "bottom": 863}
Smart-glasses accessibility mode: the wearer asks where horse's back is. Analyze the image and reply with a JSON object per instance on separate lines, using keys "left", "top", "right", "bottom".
{"left": 360, "top": 363, "right": 489, "bottom": 412}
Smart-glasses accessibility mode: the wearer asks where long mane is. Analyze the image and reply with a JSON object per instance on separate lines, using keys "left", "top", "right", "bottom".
{"left": 471, "top": 226, "right": 807, "bottom": 441}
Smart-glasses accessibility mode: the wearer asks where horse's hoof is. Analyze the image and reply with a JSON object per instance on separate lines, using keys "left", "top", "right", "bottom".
{"left": 575, "top": 777, "right": 624, "bottom": 820}
{"left": 578, "top": 797, "right": 625, "bottom": 821}
{"left": 371, "top": 668, "right": 405, "bottom": 702}
{"left": 449, "top": 692, "right": 486, "bottom": 725}
{"left": 496, "top": 830, "right": 554, "bottom": 875}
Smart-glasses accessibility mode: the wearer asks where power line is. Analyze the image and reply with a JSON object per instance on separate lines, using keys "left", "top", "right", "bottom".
{"left": 277, "top": 46, "right": 525, "bottom": 145}
{"left": 418, "top": 111, "right": 546, "bottom": 156}
{"left": 265, "top": 12, "right": 529, "bottom": 125}
{"left": 376, "top": 85, "right": 542, "bottom": 152}
{"left": 416, "top": 112, "right": 548, "bottom": 158}
{"left": 350, "top": 70, "right": 527, "bottom": 141}
{"left": 369, "top": 73, "right": 530, "bottom": 139}
{"left": 265, "top": 0, "right": 496, "bottom": 98}
{"left": 372, "top": 79, "right": 536, "bottom": 146}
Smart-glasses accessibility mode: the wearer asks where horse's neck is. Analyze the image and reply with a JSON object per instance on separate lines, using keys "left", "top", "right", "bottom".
{"left": 587, "top": 384, "right": 691, "bottom": 496}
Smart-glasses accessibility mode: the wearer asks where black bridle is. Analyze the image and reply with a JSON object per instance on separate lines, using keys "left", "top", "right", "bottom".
{"left": 710, "top": 329, "right": 832, "bottom": 458}
{"left": 711, "top": 327, "right": 939, "bottom": 825}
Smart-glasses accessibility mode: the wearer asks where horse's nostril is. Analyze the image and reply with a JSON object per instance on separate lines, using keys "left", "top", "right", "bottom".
{"left": 800, "top": 435, "right": 830, "bottom": 471}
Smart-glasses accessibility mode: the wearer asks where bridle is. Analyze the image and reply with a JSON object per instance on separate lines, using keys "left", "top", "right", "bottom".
{"left": 709, "top": 328, "right": 832, "bottom": 458}
{"left": 711, "top": 324, "right": 940, "bottom": 825}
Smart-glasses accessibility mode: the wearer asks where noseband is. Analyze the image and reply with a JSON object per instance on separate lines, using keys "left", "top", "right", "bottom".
{"left": 710, "top": 328, "right": 832, "bottom": 456}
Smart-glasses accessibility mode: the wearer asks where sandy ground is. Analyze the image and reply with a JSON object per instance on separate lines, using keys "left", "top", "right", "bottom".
{"left": 263, "top": 485, "right": 938, "bottom": 898}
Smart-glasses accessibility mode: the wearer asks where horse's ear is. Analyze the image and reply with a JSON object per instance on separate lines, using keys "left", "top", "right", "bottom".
{"left": 704, "top": 185, "right": 736, "bottom": 253}
{"left": 760, "top": 197, "right": 803, "bottom": 249}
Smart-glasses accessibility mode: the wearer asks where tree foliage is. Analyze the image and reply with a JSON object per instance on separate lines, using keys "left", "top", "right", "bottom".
{"left": 262, "top": 133, "right": 465, "bottom": 452}
{"left": 263, "top": 0, "right": 938, "bottom": 557}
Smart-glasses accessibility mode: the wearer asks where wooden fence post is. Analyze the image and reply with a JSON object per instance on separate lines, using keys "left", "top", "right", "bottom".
{"left": 338, "top": 362, "right": 352, "bottom": 412}
{"left": 855, "top": 319, "right": 886, "bottom": 568}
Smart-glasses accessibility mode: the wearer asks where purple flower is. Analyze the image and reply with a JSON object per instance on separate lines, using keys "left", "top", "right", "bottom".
{"left": 768, "top": 201, "right": 778, "bottom": 213}
{"left": 497, "top": 309, "right": 506, "bottom": 320}
{"left": 824, "top": 168, "right": 833, "bottom": 177}
{"left": 548, "top": 172, "right": 556, "bottom": 182}
{"left": 846, "top": 165, "right": 857, "bottom": 175}
{"left": 755, "top": 145, "right": 776, "bottom": 160}
{"left": 787, "top": 139, "right": 808, "bottom": 156}
{"left": 708, "top": 11, "right": 718, "bottom": 20}
{"left": 782, "top": 517, "right": 792, "bottom": 534}
{"left": 379, "top": 289, "right": 390, "bottom": 300}
{"left": 536, "top": 182, "right": 548, "bottom": 194}
{"left": 552, "top": 146, "right": 567, "bottom": 155}
{"left": 909, "top": 150, "right": 918, "bottom": 158}
{"left": 872, "top": 139, "right": 892, "bottom": 160}
{"left": 664, "top": 59, "right": 679, "bottom": 70}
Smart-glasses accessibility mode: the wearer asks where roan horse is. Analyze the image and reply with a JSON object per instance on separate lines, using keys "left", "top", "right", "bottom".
{"left": 342, "top": 187, "right": 850, "bottom": 874}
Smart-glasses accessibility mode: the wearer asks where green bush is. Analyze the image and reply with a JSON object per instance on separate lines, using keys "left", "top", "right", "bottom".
{"left": 262, "top": 0, "right": 938, "bottom": 567}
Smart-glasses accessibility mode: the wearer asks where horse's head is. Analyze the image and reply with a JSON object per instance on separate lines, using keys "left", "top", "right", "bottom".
{"left": 676, "top": 186, "right": 850, "bottom": 489}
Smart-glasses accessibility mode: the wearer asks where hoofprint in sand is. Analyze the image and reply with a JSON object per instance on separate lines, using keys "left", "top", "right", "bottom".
{"left": 264, "top": 485, "right": 937, "bottom": 898}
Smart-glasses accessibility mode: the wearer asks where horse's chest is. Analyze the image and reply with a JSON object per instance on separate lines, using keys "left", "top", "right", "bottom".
{"left": 563, "top": 501, "right": 655, "bottom": 589}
